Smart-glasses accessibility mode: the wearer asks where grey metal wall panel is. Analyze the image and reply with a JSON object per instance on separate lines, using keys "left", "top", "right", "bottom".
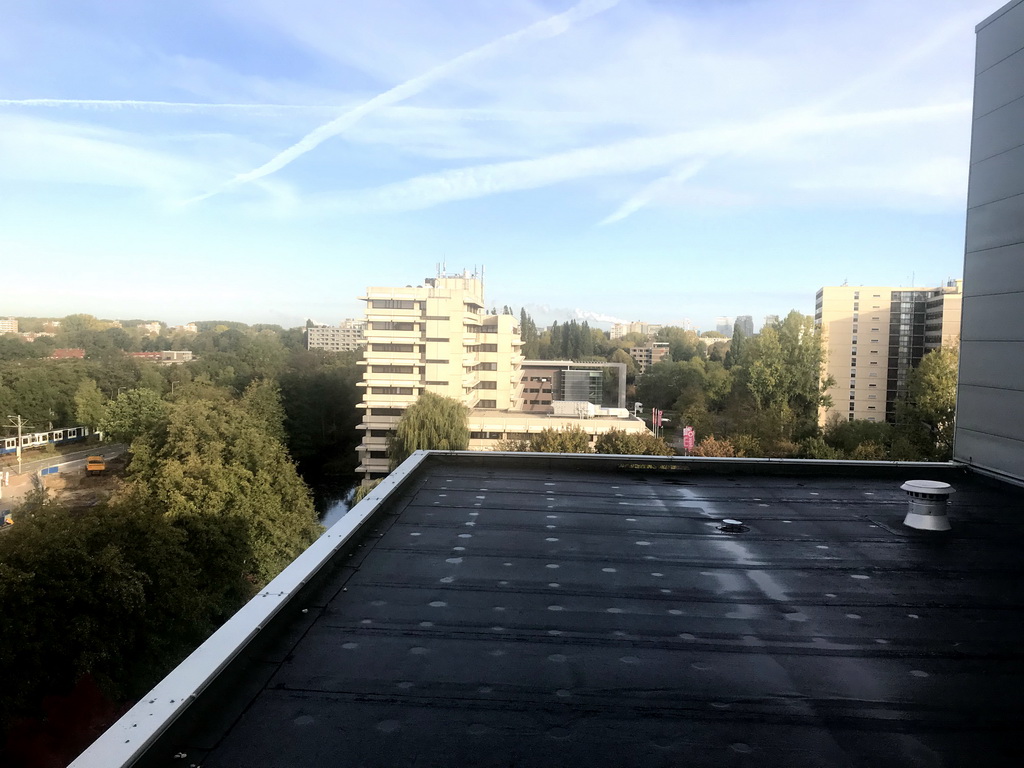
{"left": 965, "top": 142, "right": 1024, "bottom": 208}
{"left": 973, "top": 47, "right": 1024, "bottom": 117}
{"left": 956, "top": 1, "right": 1024, "bottom": 485}
{"left": 954, "top": 427, "right": 1024, "bottom": 477}
{"left": 975, "top": 0, "right": 1024, "bottom": 73}
{"left": 961, "top": 293, "right": 1024, "bottom": 341}
{"left": 963, "top": 242, "right": 1024, "bottom": 297}
{"left": 957, "top": 385, "right": 1024, "bottom": 438}
{"left": 964, "top": 193, "right": 1024, "bottom": 252}
{"left": 970, "top": 91, "right": 1024, "bottom": 161}
{"left": 959, "top": 340, "right": 1024, "bottom": 387}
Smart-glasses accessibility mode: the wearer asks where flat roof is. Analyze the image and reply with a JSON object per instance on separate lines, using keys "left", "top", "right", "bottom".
{"left": 75, "top": 454, "right": 1024, "bottom": 767}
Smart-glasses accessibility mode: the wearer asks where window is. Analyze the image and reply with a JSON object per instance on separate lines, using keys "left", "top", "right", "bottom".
{"left": 370, "top": 343, "right": 414, "bottom": 353}
{"left": 425, "top": 359, "right": 449, "bottom": 364}
{"left": 475, "top": 362, "right": 498, "bottom": 371}
{"left": 370, "top": 408, "right": 403, "bottom": 416}
{"left": 371, "top": 299, "right": 415, "bottom": 310}
{"left": 479, "top": 344, "right": 498, "bottom": 352}
{"left": 371, "top": 386, "right": 413, "bottom": 395}
{"left": 371, "top": 365, "right": 414, "bottom": 374}
{"left": 424, "top": 381, "right": 449, "bottom": 386}
{"left": 868, "top": 383, "right": 877, "bottom": 387}
{"left": 371, "top": 321, "right": 415, "bottom": 331}
{"left": 470, "top": 431, "right": 503, "bottom": 439}
{"left": 478, "top": 400, "right": 497, "bottom": 409}
{"left": 476, "top": 381, "right": 497, "bottom": 390}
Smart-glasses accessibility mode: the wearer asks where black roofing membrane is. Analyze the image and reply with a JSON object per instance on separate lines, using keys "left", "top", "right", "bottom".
{"left": 146, "top": 461, "right": 1024, "bottom": 767}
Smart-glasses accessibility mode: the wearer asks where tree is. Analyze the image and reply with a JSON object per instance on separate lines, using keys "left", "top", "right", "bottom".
{"left": 594, "top": 429, "right": 673, "bottom": 456}
{"left": 115, "top": 396, "right": 322, "bottom": 585}
{"left": 896, "top": 346, "right": 959, "bottom": 460}
{"left": 388, "top": 392, "right": 469, "bottom": 469}
{"left": 527, "top": 426, "right": 592, "bottom": 453}
{"left": 73, "top": 379, "right": 107, "bottom": 430}
{"left": 98, "top": 388, "right": 169, "bottom": 444}
{"left": 689, "top": 435, "right": 738, "bottom": 457}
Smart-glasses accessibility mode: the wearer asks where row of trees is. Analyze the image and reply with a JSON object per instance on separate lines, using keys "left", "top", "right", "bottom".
{"left": 1, "top": 323, "right": 367, "bottom": 764}
{"left": 510, "top": 309, "right": 956, "bottom": 462}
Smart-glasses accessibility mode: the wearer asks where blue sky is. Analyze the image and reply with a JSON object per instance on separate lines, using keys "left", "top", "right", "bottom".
{"left": 0, "top": 0, "right": 1004, "bottom": 330}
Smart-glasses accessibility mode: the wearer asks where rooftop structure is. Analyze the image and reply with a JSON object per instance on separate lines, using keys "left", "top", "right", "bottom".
{"left": 71, "top": 452, "right": 1024, "bottom": 768}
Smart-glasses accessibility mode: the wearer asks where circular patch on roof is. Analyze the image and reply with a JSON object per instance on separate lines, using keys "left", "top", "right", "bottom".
{"left": 377, "top": 720, "right": 401, "bottom": 733}
{"left": 548, "top": 654, "right": 567, "bottom": 663}
{"left": 730, "top": 743, "right": 753, "bottom": 754}
{"left": 409, "top": 647, "right": 429, "bottom": 655}
{"left": 546, "top": 537, "right": 559, "bottom": 542}
{"left": 606, "top": 607, "right": 624, "bottom": 614}
{"left": 548, "top": 605, "right": 565, "bottom": 611}
{"left": 635, "top": 540, "right": 652, "bottom": 546}
{"left": 548, "top": 582, "right": 560, "bottom": 588}
{"left": 602, "top": 567, "right": 617, "bottom": 573}
{"left": 445, "top": 558, "right": 462, "bottom": 564}
{"left": 429, "top": 601, "right": 447, "bottom": 608}
{"left": 342, "top": 642, "right": 358, "bottom": 650}
{"left": 419, "top": 621, "right": 434, "bottom": 627}
{"left": 397, "top": 681, "right": 414, "bottom": 689}
{"left": 554, "top": 689, "right": 571, "bottom": 698}
{"left": 294, "top": 715, "right": 315, "bottom": 726}
{"left": 910, "top": 670, "right": 930, "bottom": 678}
{"left": 620, "top": 656, "right": 640, "bottom": 665}
{"left": 458, "top": 533, "right": 472, "bottom": 539}
{"left": 546, "top": 563, "right": 560, "bottom": 569}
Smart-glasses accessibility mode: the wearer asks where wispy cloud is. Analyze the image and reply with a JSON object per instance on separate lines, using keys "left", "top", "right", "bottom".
{"left": 596, "top": 9, "right": 982, "bottom": 224}
{"left": 313, "top": 101, "right": 970, "bottom": 214}
{"left": 0, "top": 98, "right": 341, "bottom": 116}
{"left": 185, "top": 0, "right": 621, "bottom": 204}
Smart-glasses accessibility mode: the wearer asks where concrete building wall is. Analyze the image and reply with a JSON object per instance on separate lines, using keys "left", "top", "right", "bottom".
{"left": 955, "top": 0, "right": 1024, "bottom": 483}
{"left": 816, "top": 283, "right": 962, "bottom": 425}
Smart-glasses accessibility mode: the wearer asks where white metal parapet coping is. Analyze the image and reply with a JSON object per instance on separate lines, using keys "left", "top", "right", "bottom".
{"left": 69, "top": 451, "right": 430, "bottom": 768}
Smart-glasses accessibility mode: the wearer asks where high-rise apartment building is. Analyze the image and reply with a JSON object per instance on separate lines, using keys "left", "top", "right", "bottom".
{"left": 735, "top": 315, "right": 754, "bottom": 336}
{"left": 815, "top": 281, "right": 963, "bottom": 424}
{"left": 307, "top": 319, "right": 366, "bottom": 352}
{"left": 0, "top": 317, "right": 18, "bottom": 334}
{"left": 356, "top": 273, "right": 524, "bottom": 477}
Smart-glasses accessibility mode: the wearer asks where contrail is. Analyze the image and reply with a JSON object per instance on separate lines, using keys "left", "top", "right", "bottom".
{"left": 185, "top": 0, "right": 621, "bottom": 204}
{"left": 598, "top": 10, "right": 978, "bottom": 225}
{"left": 0, "top": 98, "right": 337, "bottom": 114}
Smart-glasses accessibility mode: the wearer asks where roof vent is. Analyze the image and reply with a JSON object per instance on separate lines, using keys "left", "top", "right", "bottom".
{"left": 718, "top": 519, "right": 748, "bottom": 533}
{"left": 901, "top": 480, "right": 954, "bottom": 531}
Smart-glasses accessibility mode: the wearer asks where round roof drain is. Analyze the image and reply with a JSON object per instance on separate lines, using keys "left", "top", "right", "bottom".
{"left": 718, "top": 519, "right": 749, "bottom": 533}
{"left": 901, "top": 480, "right": 954, "bottom": 531}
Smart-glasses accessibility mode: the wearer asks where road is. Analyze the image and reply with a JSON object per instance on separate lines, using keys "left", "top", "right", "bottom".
{"left": 0, "top": 444, "right": 127, "bottom": 512}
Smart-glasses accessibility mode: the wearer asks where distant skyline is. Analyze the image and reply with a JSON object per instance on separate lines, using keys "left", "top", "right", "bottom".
{"left": 0, "top": 0, "right": 1002, "bottom": 330}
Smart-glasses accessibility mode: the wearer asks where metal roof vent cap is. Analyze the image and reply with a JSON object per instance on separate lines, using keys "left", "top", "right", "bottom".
{"left": 901, "top": 480, "right": 954, "bottom": 531}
